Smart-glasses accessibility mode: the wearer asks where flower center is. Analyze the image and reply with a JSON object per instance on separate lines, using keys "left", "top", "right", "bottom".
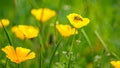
{"left": 15, "top": 59, "right": 20, "bottom": 63}
{"left": 74, "top": 16, "right": 83, "bottom": 22}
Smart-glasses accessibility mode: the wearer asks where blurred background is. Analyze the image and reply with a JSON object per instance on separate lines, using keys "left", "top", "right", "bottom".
{"left": 0, "top": 0, "right": 120, "bottom": 68}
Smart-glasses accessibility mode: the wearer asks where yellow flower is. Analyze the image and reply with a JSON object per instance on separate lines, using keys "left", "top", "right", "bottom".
{"left": 11, "top": 25, "right": 39, "bottom": 40}
{"left": 56, "top": 24, "right": 78, "bottom": 37}
{"left": 1, "top": 45, "right": 35, "bottom": 64}
{"left": 31, "top": 8, "right": 56, "bottom": 22}
{"left": 67, "top": 13, "right": 90, "bottom": 28}
{"left": 0, "top": 19, "right": 10, "bottom": 28}
{"left": 110, "top": 61, "right": 120, "bottom": 68}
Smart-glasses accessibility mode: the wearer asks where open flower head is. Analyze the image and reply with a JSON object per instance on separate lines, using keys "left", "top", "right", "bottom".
{"left": 31, "top": 8, "right": 56, "bottom": 22}
{"left": 110, "top": 61, "right": 120, "bottom": 68}
{"left": 67, "top": 13, "right": 90, "bottom": 28}
{"left": 0, "top": 19, "right": 10, "bottom": 28}
{"left": 56, "top": 24, "right": 78, "bottom": 37}
{"left": 11, "top": 25, "right": 39, "bottom": 40}
{"left": 1, "top": 45, "right": 35, "bottom": 64}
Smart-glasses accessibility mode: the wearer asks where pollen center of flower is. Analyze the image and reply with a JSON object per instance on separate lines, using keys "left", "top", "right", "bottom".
{"left": 74, "top": 16, "right": 83, "bottom": 22}
{"left": 16, "top": 59, "right": 20, "bottom": 63}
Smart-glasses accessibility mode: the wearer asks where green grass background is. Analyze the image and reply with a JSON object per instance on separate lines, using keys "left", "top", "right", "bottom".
{"left": 0, "top": 0, "right": 120, "bottom": 68}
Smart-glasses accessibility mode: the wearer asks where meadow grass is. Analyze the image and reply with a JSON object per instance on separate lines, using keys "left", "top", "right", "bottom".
{"left": 0, "top": 0, "right": 120, "bottom": 68}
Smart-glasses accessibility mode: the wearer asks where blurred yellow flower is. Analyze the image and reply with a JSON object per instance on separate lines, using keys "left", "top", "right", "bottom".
{"left": 56, "top": 24, "right": 78, "bottom": 37}
{"left": 11, "top": 25, "right": 39, "bottom": 40}
{"left": 2, "top": 45, "right": 35, "bottom": 64}
{"left": 67, "top": 13, "right": 90, "bottom": 28}
{"left": 0, "top": 19, "right": 10, "bottom": 28}
{"left": 111, "top": 61, "right": 120, "bottom": 68}
{"left": 31, "top": 8, "right": 56, "bottom": 22}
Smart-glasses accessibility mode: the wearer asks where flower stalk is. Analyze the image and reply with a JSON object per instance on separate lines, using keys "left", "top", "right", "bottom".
{"left": 49, "top": 38, "right": 62, "bottom": 68}
{"left": 81, "top": 28, "right": 93, "bottom": 52}
{"left": 0, "top": 20, "right": 12, "bottom": 45}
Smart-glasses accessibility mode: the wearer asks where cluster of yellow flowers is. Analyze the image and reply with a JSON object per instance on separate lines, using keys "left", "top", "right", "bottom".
{"left": 1, "top": 8, "right": 119, "bottom": 68}
{"left": 0, "top": 19, "right": 37, "bottom": 64}
{"left": 0, "top": 8, "right": 56, "bottom": 64}
{"left": 56, "top": 13, "right": 90, "bottom": 37}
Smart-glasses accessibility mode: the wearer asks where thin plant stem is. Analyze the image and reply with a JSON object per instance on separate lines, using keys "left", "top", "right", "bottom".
{"left": 4, "top": 58, "right": 8, "bottom": 68}
{"left": 54, "top": 0, "right": 61, "bottom": 42}
{"left": 17, "top": 64, "right": 20, "bottom": 68}
{"left": 39, "top": 8, "right": 44, "bottom": 68}
{"left": 35, "top": 24, "right": 43, "bottom": 68}
{"left": 81, "top": 28, "right": 93, "bottom": 52}
{"left": 94, "top": 31, "right": 109, "bottom": 53}
{"left": 0, "top": 20, "right": 12, "bottom": 45}
{"left": 48, "top": 0, "right": 62, "bottom": 67}
{"left": 67, "top": 30, "right": 76, "bottom": 68}
{"left": 111, "top": 52, "right": 120, "bottom": 60}
{"left": 67, "top": 54, "right": 72, "bottom": 68}
{"left": 94, "top": 31, "right": 109, "bottom": 67}
{"left": 37, "top": 34, "right": 44, "bottom": 68}
{"left": 0, "top": 20, "right": 13, "bottom": 68}
{"left": 49, "top": 38, "right": 63, "bottom": 68}
{"left": 32, "top": 6, "right": 44, "bottom": 68}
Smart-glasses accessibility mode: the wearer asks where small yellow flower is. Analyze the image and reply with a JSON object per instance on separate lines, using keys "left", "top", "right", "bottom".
{"left": 0, "top": 19, "right": 10, "bottom": 28}
{"left": 110, "top": 61, "right": 120, "bottom": 68}
{"left": 31, "top": 8, "right": 56, "bottom": 22}
{"left": 56, "top": 24, "right": 78, "bottom": 37}
{"left": 67, "top": 13, "right": 90, "bottom": 28}
{"left": 2, "top": 45, "right": 35, "bottom": 64}
{"left": 11, "top": 25, "right": 39, "bottom": 40}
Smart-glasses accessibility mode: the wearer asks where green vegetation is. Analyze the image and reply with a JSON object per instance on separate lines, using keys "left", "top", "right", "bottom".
{"left": 0, "top": 0, "right": 120, "bottom": 68}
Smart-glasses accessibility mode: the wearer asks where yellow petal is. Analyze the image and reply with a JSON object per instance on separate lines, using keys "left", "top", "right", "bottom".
{"left": 67, "top": 13, "right": 90, "bottom": 28}
{"left": 11, "top": 26, "right": 25, "bottom": 40}
{"left": 41, "top": 8, "right": 56, "bottom": 22}
{"left": 56, "top": 24, "right": 77, "bottom": 37}
{"left": 11, "top": 25, "right": 39, "bottom": 40}
{"left": 15, "top": 47, "right": 30, "bottom": 63}
{"left": 15, "top": 47, "right": 36, "bottom": 63}
{"left": 31, "top": 8, "right": 42, "bottom": 21}
{"left": 111, "top": 61, "right": 120, "bottom": 68}
{"left": 20, "top": 25, "right": 39, "bottom": 39}
{"left": 2, "top": 46, "right": 36, "bottom": 64}
{"left": 0, "top": 19, "right": 10, "bottom": 28}
{"left": 25, "top": 52, "right": 35, "bottom": 59}
{"left": 31, "top": 8, "right": 56, "bottom": 22}
{"left": 1, "top": 45, "right": 17, "bottom": 63}
{"left": 16, "top": 47, "right": 30, "bottom": 58}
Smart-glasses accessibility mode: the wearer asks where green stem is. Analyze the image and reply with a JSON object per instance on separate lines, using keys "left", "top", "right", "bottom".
{"left": 111, "top": 52, "right": 120, "bottom": 60}
{"left": 54, "top": 0, "right": 61, "bottom": 42}
{"left": 4, "top": 58, "right": 8, "bottom": 68}
{"left": 49, "top": 38, "right": 62, "bottom": 68}
{"left": 81, "top": 28, "right": 93, "bottom": 52}
{"left": 33, "top": 6, "right": 44, "bottom": 68}
{"left": 67, "top": 54, "right": 72, "bottom": 68}
{"left": 0, "top": 20, "right": 12, "bottom": 45}
{"left": 38, "top": 34, "right": 44, "bottom": 68}
{"left": 67, "top": 32, "right": 76, "bottom": 68}
{"left": 94, "top": 31, "right": 109, "bottom": 53}
{"left": 17, "top": 64, "right": 20, "bottom": 68}
{"left": 49, "top": 0, "right": 62, "bottom": 67}
{"left": 0, "top": 20, "right": 13, "bottom": 68}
